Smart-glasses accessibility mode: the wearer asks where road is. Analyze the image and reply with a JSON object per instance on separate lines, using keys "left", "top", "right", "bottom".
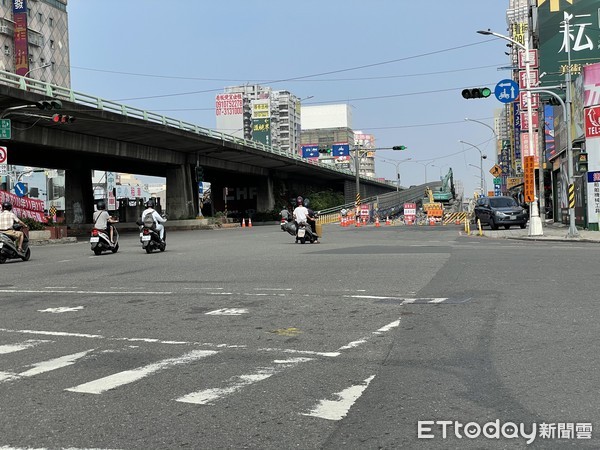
{"left": 0, "top": 224, "right": 598, "bottom": 449}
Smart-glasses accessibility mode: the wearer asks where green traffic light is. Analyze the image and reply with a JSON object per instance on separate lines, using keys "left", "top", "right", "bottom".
{"left": 481, "top": 87, "right": 491, "bottom": 98}
{"left": 392, "top": 146, "right": 407, "bottom": 151}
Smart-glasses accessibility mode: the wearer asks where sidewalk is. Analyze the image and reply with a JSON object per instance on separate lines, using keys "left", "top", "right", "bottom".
{"left": 478, "top": 221, "right": 600, "bottom": 243}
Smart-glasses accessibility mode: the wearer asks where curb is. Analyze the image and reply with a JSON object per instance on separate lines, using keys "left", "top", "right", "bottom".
{"left": 29, "top": 237, "right": 78, "bottom": 246}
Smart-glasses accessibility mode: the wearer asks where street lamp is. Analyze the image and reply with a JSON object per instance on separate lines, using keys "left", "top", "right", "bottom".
{"left": 431, "top": 163, "right": 449, "bottom": 179}
{"left": 380, "top": 158, "right": 412, "bottom": 191}
{"left": 464, "top": 118, "right": 497, "bottom": 140}
{"left": 23, "top": 62, "right": 51, "bottom": 78}
{"left": 459, "top": 140, "right": 487, "bottom": 195}
{"left": 406, "top": 160, "right": 435, "bottom": 184}
{"left": 477, "top": 28, "right": 543, "bottom": 236}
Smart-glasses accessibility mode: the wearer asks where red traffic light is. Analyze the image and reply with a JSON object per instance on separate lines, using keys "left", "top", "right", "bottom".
{"left": 52, "top": 114, "right": 75, "bottom": 124}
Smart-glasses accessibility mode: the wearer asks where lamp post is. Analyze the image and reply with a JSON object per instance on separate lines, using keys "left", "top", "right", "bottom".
{"left": 23, "top": 62, "right": 51, "bottom": 78}
{"left": 380, "top": 158, "right": 412, "bottom": 191}
{"left": 406, "top": 160, "right": 435, "bottom": 184}
{"left": 468, "top": 164, "right": 485, "bottom": 194}
{"left": 431, "top": 163, "right": 449, "bottom": 179}
{"left": 459, "top": 140, "right": 487, "bottom": 196}
{"left": 477, "top": 28, "right": 543, "bottom": 236}
{"left": 464, "top": 118, "right": 497, "bottom": 140}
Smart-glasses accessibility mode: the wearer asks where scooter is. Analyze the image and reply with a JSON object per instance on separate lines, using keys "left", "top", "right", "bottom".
{"left": 280, "top": 216, "right": 288, "bottom": 231}
{"left": 283, "top": 220, "right": 319, "bottom": 244}
{"left": 0, "top": 224, "right": 31, "bottom": 263}
{"left": 90, "top": 225, "right": 119, "bottom": 256}
{"left": 138, "top": 223, "right": 166, "bottom": 253}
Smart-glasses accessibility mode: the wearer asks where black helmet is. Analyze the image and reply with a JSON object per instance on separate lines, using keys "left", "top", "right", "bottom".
{"left": 146, "top": 199, "right": 155, "bottom": 208}
{"left": 97, "top": 200, "right": 106, "bottom": 210}
{"left": 296, "top": 196, "right": 303, "bottom": 206}
{"left": 2, "top": 201, "right": 12, "bottom": 211}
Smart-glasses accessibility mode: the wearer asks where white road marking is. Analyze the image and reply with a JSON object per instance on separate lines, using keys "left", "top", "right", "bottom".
{"left": 0, "top": 340, "right": 51, "bottom": 354}
{"left": 376, "top": 320, "right": 401, "bottom": 333}
{"left": 253, "top": 288, "right": 292, "bottom": 291}
{"left": 0, "top": 329, "right": 246, "bottom": 348}
{"left": 207, "top": 292, "right": 233, "bottom": 295}
{"left": 338, "top": 318, "right": 401, "bottom": 351}
{"left": 66, "top": 350, "right": 217, "bottom": 394}
{"left": 344, "top": 295, "right": 448, "bottom": 305}
{"left": 0, "top": 289, "right": 172, "bottom": 295}
{"left": 0, "top": 350, "right": 94, "bottom": 383}
{"left": 205, "top": 308, "right": 249, "bottom": 316}
{"left": 38, "top": 306, "right": 84, "bottom": 313}
{"left": 303, "top": 375, "right": 376, "bottom": 421}
{"left": 428, "top": 298, "right": 447, "bottom": 303}
{"left": 258, "top": 348, "right": 340, "bottom": 358}
{"left": 338, "top": 339, "right": 368, "bottom": 350}
{"left": 55, "top": 260, "right": 72, "bottom": 263}
{"left": 176, "top": 357, "right": 311, "bottom": 405}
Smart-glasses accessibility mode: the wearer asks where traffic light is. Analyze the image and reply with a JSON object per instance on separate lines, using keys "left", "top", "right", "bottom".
{"left": 52, "top": 114, "right": 75, "bottom": 124}
{"left": 35, "top": 99, "right": 62, "bottom": 110}
{"left": 461, "top": 88, "right": 492, "bottom": 99}
{"left": 318, "top": 147, "right": 331, "bottom": 155}
{"left": 577, "top": 152, "right": 588, "bottom": 173}
{"left": 392, "top": 145, "right": 407, "bottom": 151}
{"left": 195, "top": 166, "right": 204, "bottom": 182}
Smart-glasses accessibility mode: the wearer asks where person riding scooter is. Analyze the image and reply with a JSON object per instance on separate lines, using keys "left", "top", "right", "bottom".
{"left": 0, "top": 201, "right": 28, "bottom": 253}
{"left": 141, "top": 199, "right": 167, "bottom": 242}
{"left": 93, "top": 200, "right": 118, "bottom": 244}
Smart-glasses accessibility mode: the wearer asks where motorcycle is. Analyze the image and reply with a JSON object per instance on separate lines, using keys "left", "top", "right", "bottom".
{"left": 283, "top": 220, "right": 319, "bottom": 244}
{"left": 138, "top": 222, "right": 166, "bottom": 253}
{"left": 90, "top": 224, "right": 119, "bottom": 256}
{"left": 280, "top": 216, "right": 288, "bottom": 231}
{"left": 0, "top": 224, "right": 31, "bottom": 263}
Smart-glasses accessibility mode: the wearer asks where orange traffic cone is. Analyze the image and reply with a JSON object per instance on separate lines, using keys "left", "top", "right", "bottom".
{"left": 375, "top": 217, "right": 381, "bottom": 227}
{"left": 385, "top": 216, "right": 391, "bottom": 225}
{"left": 241, "top": 219, "right": 246, "bottom": 228}
{"left": 248, "top": 218, "right": 253, "bottom": 228}
{"left": 355, "top": 217, "right": 361, "bottom": 227}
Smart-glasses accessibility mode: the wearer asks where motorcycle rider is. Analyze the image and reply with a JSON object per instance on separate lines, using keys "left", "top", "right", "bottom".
{"left": 0, "top": 201, "right": 28, "bottom": 253}
{"left": 305, "top": 199, "right": 320, "bottom": 244}
{"left": 93, "top": 200, "right": 118, "bottom": 244}
{"left": 141, "top": 199, "right": 167, "bottom": 241}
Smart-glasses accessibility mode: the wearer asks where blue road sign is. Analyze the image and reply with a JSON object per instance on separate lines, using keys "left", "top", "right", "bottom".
{"left": 14, "top": 182, "right": 27, "bottom": 197}
{"left": 301, "top": 145, "right": 319, "bottom": 158}
{"left": 494, "top": 79, "right": 519, "bottom": 104}
{"left": 332, "top": 143, "right": 350, "bottom": 157}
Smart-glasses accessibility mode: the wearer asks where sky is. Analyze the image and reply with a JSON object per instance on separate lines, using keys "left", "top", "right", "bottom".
{"left": 66, "top": 0, "right": 511, "bottom": 198}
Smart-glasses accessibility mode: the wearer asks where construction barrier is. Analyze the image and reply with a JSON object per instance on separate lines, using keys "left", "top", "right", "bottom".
{"left": 443, "top": 212, "right": 468, "bottom": 225}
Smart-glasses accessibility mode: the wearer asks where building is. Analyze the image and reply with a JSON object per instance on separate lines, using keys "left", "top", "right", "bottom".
{"left": 301, "top": 105, "right": 376, "bottom": 177}
{"left": 215, "top": 85, "right": 301, "bottom": 155}
{"left": 0, "top": 0, "right": 70, "bottom": 87}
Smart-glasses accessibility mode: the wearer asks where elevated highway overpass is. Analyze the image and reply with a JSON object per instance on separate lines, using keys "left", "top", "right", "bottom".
{"left": 0, "top": 70, "right": 394, "bottom": 224}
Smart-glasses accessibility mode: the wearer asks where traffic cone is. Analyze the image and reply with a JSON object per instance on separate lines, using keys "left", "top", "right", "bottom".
{"left": 385, "top": 216, "right": 391, "bottom": 225}
{"left": 248, "top": 218, "right": 253, "bottom": 228}
{"left": 375, "top": 217, "right": 381, "bottom": 227}
{"left": 355, "top": 216, "right": 361, "bottom": 227}
{"left": 241, "top": 219, "right": 246, "bottom": 228}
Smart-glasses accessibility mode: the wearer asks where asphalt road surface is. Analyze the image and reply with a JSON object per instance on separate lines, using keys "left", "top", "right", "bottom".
{"left": 0, "top": 224, "right": 598, "bottom": 449}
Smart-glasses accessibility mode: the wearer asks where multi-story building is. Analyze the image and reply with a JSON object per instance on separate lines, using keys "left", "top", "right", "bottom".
{"left": 0, "top": 0, "right": 70, "bottom": 87}
{"left": 301, "top": 104, "right": 376, "bottom": 177}
{"left": 215, "top": 84, "right": 301, "bottom": 155}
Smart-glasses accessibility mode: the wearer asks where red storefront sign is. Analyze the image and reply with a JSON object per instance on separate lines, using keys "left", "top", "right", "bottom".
{"left": 585, "top": 106, "right": 600, "bottom": 139}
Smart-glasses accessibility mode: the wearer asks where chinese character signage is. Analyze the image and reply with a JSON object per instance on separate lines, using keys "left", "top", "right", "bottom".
{"left": 13, "top": 0, "right": 28, "bottom": 76}
{"left": 538, "top": 0, "right": 600, "bottom": 87}
{"left": 215, "top": 93, "right": 243, "bottom": 116}
{"left": 301, "top": 144, "right": 319, "bottom": 159}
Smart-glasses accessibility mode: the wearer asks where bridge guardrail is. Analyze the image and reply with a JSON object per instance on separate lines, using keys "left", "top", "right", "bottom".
{"left": 1, "top": 70, "right": 395, "bottom": 188}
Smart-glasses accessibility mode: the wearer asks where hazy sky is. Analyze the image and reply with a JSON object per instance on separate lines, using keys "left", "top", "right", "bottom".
{"left": 68, "top": 0, "right": 511, "bottom": 196}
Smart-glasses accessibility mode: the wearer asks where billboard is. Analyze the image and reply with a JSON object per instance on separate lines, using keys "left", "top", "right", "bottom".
{"left": 0, "top": 189, "right": 45, "bottom": 221}
{"left": 538, "top": 0, "right": 600, "bottom": 87}
{"left": 215, "top": 93, "right": 244, "bottom": 138}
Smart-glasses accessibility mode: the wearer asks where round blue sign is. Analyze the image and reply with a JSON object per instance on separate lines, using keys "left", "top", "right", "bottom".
{"left": 14, "top": 182, "right": 27, "bottom": 197}
{"left": 494, "top": 79, "right": 520, "bottom": 104}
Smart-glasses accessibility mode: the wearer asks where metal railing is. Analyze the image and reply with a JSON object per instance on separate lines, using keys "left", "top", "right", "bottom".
{"left": 0, "top": 69, "right": 394, "bottom": 188}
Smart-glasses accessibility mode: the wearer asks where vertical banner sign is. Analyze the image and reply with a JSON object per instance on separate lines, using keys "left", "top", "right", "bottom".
{"left": 513, "top": 103, "right": 522, "bottom": 174}
{"left": 251, "top": 100, "right": 271, "bottom": 145}
{"left": 544, "top": 104, "right": 556, "bottom": 161}
{"left": 524, "top": 155, "right": 535, "bottom": 203}
{"left": 12, "top": 0, "right": 29, "bottom": 77}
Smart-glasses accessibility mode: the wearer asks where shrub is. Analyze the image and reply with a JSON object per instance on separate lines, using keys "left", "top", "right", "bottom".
{"left": 21, "top": 217, "right": 47, "bottom": 231}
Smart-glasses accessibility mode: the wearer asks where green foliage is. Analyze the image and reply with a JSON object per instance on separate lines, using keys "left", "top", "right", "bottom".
{"left": 21, "top": 217, "right": 47, "bottom": 230}
{"left": 305, "top": 190, "right": 345, "bottom": 211}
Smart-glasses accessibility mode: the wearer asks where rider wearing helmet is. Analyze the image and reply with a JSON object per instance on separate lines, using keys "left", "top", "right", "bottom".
{"left": 141, "top": 199, "right": 167, "bottom": 241}
{"left": 292, "top": 195, "right": 309, "bottom": 238}
{"left": 0, "top": 201, "right": 28, "bottom": 253}
{"left": 93, "top": 200, "right": 118, "bottom": 243}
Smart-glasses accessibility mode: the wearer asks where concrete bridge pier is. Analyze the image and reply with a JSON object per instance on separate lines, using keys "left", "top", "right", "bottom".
{"left": 166, "top": 164, "right": 195, "bottom": 220}
{"left": 65, "top": 168, "right": 94, "bottom": 225}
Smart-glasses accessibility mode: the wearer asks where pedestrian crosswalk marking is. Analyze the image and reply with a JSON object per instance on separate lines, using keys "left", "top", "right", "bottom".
{"left": 65, "top": 350, "right": 217, "bottom": 395}
{"left": 302, "top": 375, "right": 375, "bottom": 421}
{"left": 176, "top": 357, "right": 312, "bottom": 405}
{"left": 0, "top": 339, "right": 51, "bottom": 354}
{"left": 0, "top": 349, "right": 94, "bottom": 383}
{"left": 205, "top": 308, "right": 249, "bottom": 315}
